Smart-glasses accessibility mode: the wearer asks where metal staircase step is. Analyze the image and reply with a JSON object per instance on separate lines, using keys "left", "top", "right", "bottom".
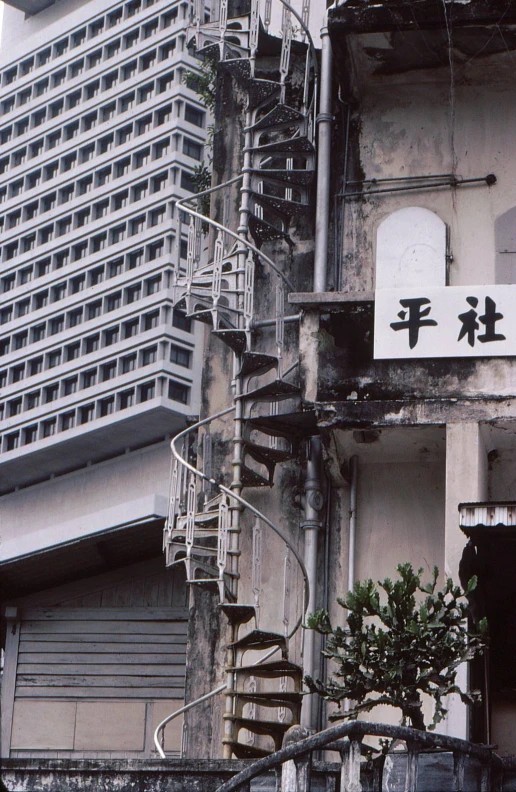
{"left": 212, "top": 328, "right": 248, "bottom": 353}
{"left": 185, "top": 308, "right": 214, "bottom": 326}
{"left": 253, "top": 136, "right": 314, "bottom": 156}
{"left": 245, "top": 410, "right": 318, "bottom": 440}
{"left": 227, "top": 690, "right": 302, "bottom": 717}
{"left": 251, "top": 192, "right": 312, "bottom": 218}
{"left": 228, "top": 716, "right": 290, "bottom": 744}
{"left": 244, "top": 441, "right": 295, "bottom": 467}
{"left": 243, "top": 379, "right": 300, "bottom": 402}
{"left": 219, "top": 603, "right": 256, "bottom": 627}
{"left": 248, "top": 78, "right": 281, "bottom": 109}
{"left": 196, "top": 39, "right": 248, "bottom": 63}
{"left": 250, "top": 104, "right": 306, "bottom": 132}
{"left": 241, "top": 464, "right": 271, "bottom": 488}
{"left": 180, "top": 510, "right": 220, "bottom": 527}
{"left": 250, "top": 168, "right": 314, "bottom": 188}
{"left": 223, "top": 740, "right": 271, "bottom": 760}
{"left": 195, "top": 41, "right": 222, "bottom": 61}
{"left": 167, "top": 543, "right": 218, "bottom": 560}
{"left": 239, "top": 351, "right": 277, "bottom": 378}
{"left": 204, "top": 492, "right": 224, "bottom": 511}
{"left": 169, "top": 526, "right": 219, "bottom": 541}
{"left": 187, "top": 577, "right": 237, "bottom": 603}
{"left": 229, "top": 660, "right": 302, "bottom": 679}
{"left": 220, "top": 58, "right": 252, "bottom": 86}
{"left": 228, "top": 629, "right": 287, "bottom": 656}
{"left": 248, "top": 212, "right": 290, "bottom": 246}
{"left": 187, "top": 309, "right": 236, "bottom": 330}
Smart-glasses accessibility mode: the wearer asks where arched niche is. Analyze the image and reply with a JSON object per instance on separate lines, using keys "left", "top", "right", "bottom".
{"left": 495, "top": 207, "right": 516, "bottom": 284}
{"left": 376, "top": 207, "right": 447, "bottom": 289}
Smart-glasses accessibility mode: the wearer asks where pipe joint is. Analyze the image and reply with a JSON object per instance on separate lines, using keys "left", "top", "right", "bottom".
{"left": 316, "top": 112, "right": 334, "bottom": 124}
{"left": 301, "top": 519, "right": 323, "bottom": 532}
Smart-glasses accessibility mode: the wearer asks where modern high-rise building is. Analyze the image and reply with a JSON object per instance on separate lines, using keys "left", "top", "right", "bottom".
{"left": 0, "top": 0, "right": 207, "bottom": 761}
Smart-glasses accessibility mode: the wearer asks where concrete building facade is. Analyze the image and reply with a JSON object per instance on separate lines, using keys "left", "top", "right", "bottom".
{"left": 5, "top": 0, "right": 516, "bottom": 789}
{"left": 0, "top": 0, "right": 208, "bottom": 762}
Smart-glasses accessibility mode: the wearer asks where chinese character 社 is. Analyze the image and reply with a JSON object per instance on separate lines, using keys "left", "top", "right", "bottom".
{"left": 458, "top": 296, "right": 505, "bottom": 347}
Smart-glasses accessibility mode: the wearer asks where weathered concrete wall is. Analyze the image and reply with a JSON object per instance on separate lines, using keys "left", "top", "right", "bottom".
{"left": 340, "top": 51, "right": 514, "bottom": 293}
{"left": 1, "top": 759, "right": 341, "bottom": 791}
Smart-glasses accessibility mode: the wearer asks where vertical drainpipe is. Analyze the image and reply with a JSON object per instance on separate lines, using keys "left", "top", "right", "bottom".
{"left": 301, "top": 437, "right": 325, "bottom": 728}
{"left": 343, "top": 455, "right": 358, "bottom": 715}
{"left": 313, "top": 25, "right": 333, "bottom": 293}
{"left": 301, "top": 24, "right": 333, "bottom": 730}
{"left": 348, "top": 456, "right": 358, "bottom": 593}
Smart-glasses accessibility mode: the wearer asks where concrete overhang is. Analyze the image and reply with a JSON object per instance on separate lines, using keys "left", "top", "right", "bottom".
{"left": 0, "top": 399, "right": 189, "bottom": 495}
{"left": 329, "top": 0, "right": 516, "bottom": 80}
{"left": 3, "top": 0, "right": 56, "bottom": 14}
{"left": 0, "top": 516, "right": 166, "bottom": 601}
{"left": 329, "top": 0, "right": 516, "bottom": 35}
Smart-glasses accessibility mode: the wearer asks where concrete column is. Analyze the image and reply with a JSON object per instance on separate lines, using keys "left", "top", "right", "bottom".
{"left": 445, "top": 422, "right": 488, "bottom": 582}
{"left": 443, "top": 422, "right": 487, "bottom": 739}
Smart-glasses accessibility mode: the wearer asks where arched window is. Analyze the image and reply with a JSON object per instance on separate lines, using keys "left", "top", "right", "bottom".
{"left": 495, "top": 207, "right": 516, "bottom": 284}
{"left": 376, "top": 207, "right": 447, "bottom": 289}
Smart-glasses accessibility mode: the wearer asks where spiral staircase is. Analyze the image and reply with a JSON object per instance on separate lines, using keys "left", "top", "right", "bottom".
{"left": 161, "top": 0, "right": 318, "bottom": 759}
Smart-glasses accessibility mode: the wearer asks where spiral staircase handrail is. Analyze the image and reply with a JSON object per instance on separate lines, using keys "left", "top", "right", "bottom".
{"left": 160, "top": 1, "right": 317, "bottom": 761}
{"left": 176, "top": 185, "right": 296, "bottom": 292}
{"left": 169, "top": 408, "right": 311, "bottom": 629}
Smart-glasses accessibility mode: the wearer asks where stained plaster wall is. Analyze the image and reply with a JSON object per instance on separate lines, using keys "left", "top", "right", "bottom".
{"left": 341, "top": 47, "right": 516, "bottom": 294}
{"left": 331, "top": 457, "right": 445, "bottom": 728}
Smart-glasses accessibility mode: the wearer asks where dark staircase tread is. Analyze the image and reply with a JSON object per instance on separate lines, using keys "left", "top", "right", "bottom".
{"left": 239, "top": 351, "right": 278, "bottom": 378}
{"left": 212, "top": 328, "right": 248, "bottom": 354}
{"left": 219, "top": 603, "right": 256, "bottom": 626}
{"left": 253, "top": 136, "right": 315, "bottom": 155}
{"left": 244, "top": 441, "right": 295, "bottom": 466}
{"left": 251, "top": 192, "right": 313, "bottom": 218}
{"left": 250, "top": 168, "right": 314, "bottom": 187}
{"left": 248, "top": 78, "right": 281, "bottom": 109}
{"left": 220, "top": 58, "right": 252, "bottom": 86}
{"left": 228, "top": 629, "right": 287, "bottom": 654}
{"left": 229, "top": 659, "right": 302, "bottom": 677}
{"left": 223, "top": 740, "right": 270, "bottom": 760}
{"left": 248, "top": 212, "right": 290, "bottom": 246}
{"left": 228, "top": 717, "right": 291, "bottom": 740}
{"left": 243, "top": 378, "right": 300, "bottom": 401}
{"left": 176, "top": 510, "right": 220, "bottom": 526}
{"left": 245, "top": 410, "right": 318, "bottom": 439}
{"left": 227, "top": 690, "right": 302, "bottom": 707}
{"left": 250, "top": 104, "right": 306, "bottom": 131}
{"left": 241, "top": 465, "right": 272, "bottom": 488}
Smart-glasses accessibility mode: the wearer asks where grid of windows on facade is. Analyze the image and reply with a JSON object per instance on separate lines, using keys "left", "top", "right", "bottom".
{"left": 0, "top": 301, "right": 193, "bottom": 396}
{"left": 1, "top": 2, "right": 183, "bottom": 90}
{"left": 0, "top": 0, "right": 205, "bottom": 459}
{"left": 2, "top": 373, "right": 190, "bottom": 452}
{"left": 0, "top": 0, "right": 206, "bottom": 263}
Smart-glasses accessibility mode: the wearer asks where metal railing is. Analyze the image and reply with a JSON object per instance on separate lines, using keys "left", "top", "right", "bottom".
{"left": 215, "top": 720, "right": 504, "bottom": 792}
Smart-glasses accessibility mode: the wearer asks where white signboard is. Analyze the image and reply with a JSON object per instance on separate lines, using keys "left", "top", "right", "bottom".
{"left": 374, "top": 285, "right": 516, "bottom": 359}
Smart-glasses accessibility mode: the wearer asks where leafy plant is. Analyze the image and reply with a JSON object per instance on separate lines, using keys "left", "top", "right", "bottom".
{"left": 306, "top": 563, "right": 487, "bottom": 731}
{"left": 183, "top": 57, "right": 217, "bottom": 227}
{"left": 183, "top": 55, "right": 217, "bottom": 113}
